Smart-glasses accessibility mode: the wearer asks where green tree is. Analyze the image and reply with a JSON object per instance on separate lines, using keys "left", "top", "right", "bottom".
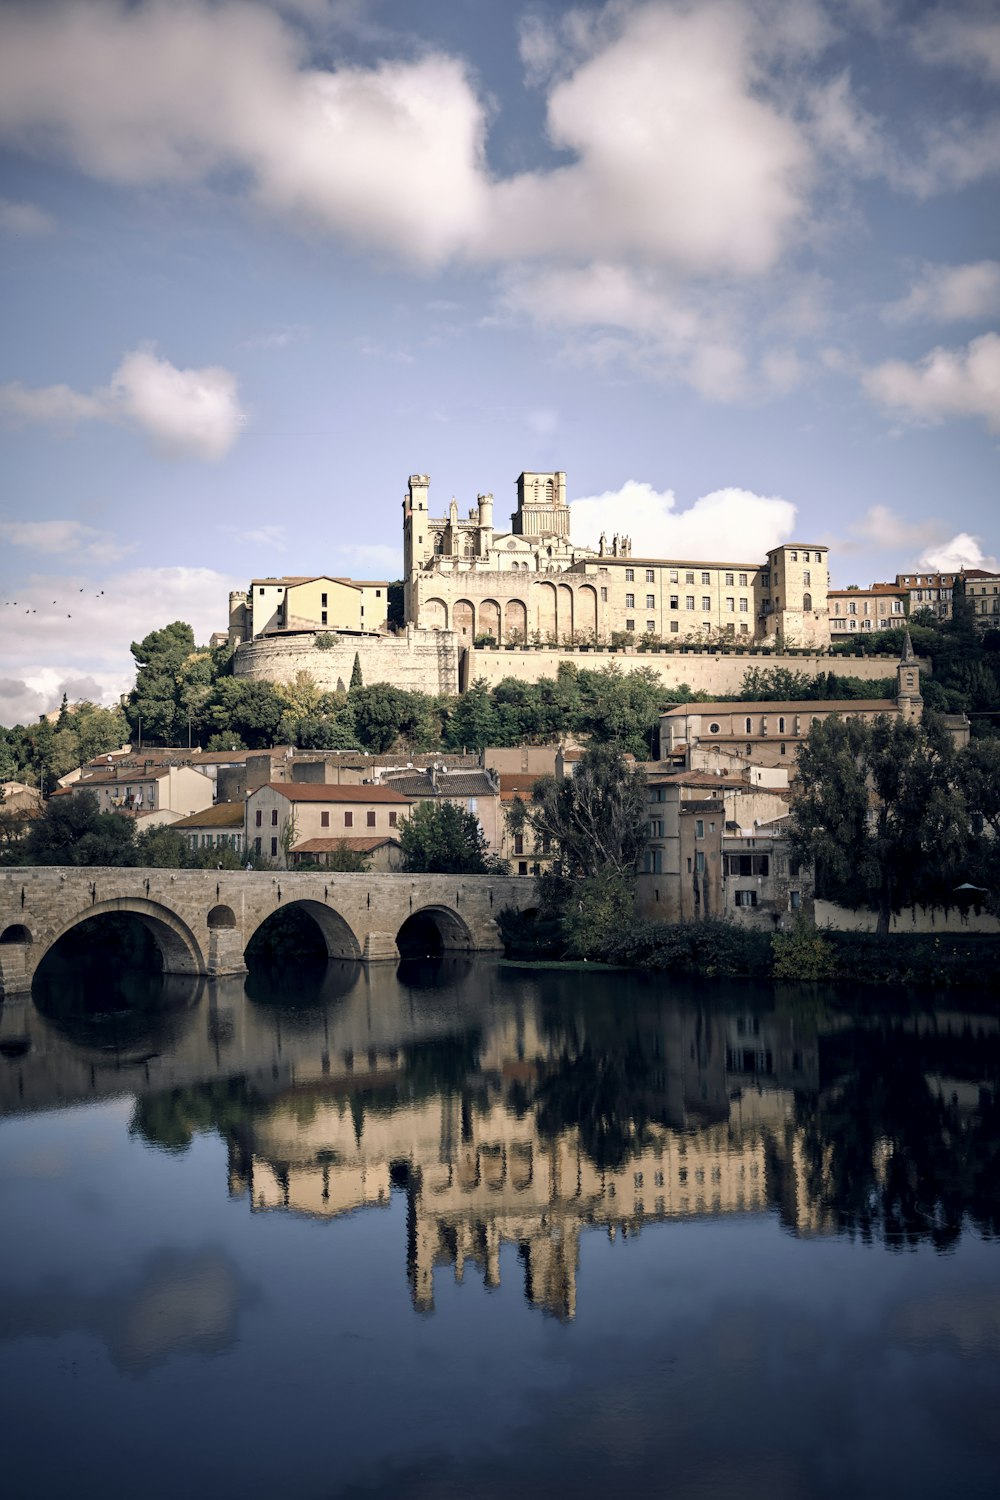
{"left": 134, "top": 825, "right": 190, "bottom": 868}
{"left": 443, "top": 679, "right": 498, "bottom": 751}
{"left": 507, "top": 743, "right": 647, "bottom": 882}
{"left": 21, "top": 790, "right": 137, "bottom": 866}
{"left": 400, "top": 799, "right": 493, "bottom": 873}
{"left": 790, "top": 715, "right": 969, "bottom": 932}
{"left": 204, "top": 678, "right": 286, "bottom": 749}
{"left": 350, "top": 652, "right": 364, "bottom": 690}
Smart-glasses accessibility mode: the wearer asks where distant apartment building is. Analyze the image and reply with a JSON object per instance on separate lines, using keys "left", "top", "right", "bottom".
{"left": 828, "top": 583, "right": 907, "bottom": 636}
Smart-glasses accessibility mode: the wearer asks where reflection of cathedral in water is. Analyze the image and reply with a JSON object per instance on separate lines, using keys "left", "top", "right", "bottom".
{"left": 8, "top": 958, "right": 999, "bottom": 1322}
{"left": 223, "top": 1004, "right": 825, "bottom": 1320}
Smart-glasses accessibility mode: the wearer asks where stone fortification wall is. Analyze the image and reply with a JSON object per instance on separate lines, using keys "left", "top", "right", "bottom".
{"left": 463, "top": 647, "right": 923, "bottom": 696}
{"left": 233, "top": 631, "right": 924, "bottom": 700}
{"left": 234, "top": 628, "right": 460, "bottom": 695}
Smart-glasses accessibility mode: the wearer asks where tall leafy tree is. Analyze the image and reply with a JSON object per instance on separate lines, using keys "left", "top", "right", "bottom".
{"left": 507, "top": 744, "right": 647, "bottom": 882}
{"left": 21, "top": 790, "right": 137, "bottom": 866}
{"left": 790, "top": 716, "right": 970, "bottom": 932}
{"left": 399, "top": 799, "right": 493, "bottom": 874}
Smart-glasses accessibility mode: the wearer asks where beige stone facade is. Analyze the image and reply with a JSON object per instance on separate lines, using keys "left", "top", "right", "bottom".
{"left": 229, "top": 575, "right": 388, "bottom": 645}
{"left": 246, "top": 782, "right": 414, "bottom": 869}
{"left": 829, "top": 583, "right": 908, "bottom": 637}
{"left": 403, "top": 471, "right": 830, "bottom": 649}
{"left": 636, "top": 770, "right": 806, "bottom": 927}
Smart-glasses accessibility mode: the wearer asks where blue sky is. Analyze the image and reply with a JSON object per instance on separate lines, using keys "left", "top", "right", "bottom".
{"left": 0, "top": 0, "right": 998, "bottom": 724}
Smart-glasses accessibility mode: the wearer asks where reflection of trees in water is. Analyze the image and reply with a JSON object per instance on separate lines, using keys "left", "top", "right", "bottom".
{"left": 796, "top": 1020, "right": 1000, "bottom": 1249}
{"left": 130, "top": 1077, "right": 270, "bottom": 1153}
{"left": 534, "top": 1040, "right": 658, "bottom": 1171}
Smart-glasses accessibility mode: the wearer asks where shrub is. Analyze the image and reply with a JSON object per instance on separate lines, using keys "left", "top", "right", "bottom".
{"left": 771, "top": 922, "right": 836, "bottom": 981}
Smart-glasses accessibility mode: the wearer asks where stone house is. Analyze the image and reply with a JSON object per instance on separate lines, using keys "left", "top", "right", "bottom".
{"left": 171, "top": 803, "right": 246, "bottom": 858}
{"left": 245, "top": 783, "right": 414, "bottom": 868}
{"left": 636, "top": 769, "right": 798, "bottom": 925}
{"left": 63, "top": 762, "right": 215, "bottom": 822}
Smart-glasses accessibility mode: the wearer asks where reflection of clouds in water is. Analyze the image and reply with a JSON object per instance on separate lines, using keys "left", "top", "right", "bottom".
{"left": 0, "top": 1248, "right": 254, "bottom": 1376}
{"left": 888, "top": 1287, "right": 1000, "bottom": 1357}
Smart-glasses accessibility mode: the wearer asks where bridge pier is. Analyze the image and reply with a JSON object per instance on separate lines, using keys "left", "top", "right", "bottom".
{"left": 0, "top": 943, "right": 31, "bottom": 1000}
{"left": 362, "top": 931, "right": 401, "bottom": 963}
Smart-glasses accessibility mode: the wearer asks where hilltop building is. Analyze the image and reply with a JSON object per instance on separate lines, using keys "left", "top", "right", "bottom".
{"left": 229, "top": 576, "right": 389, "bottom": 647}
{"left": 403, "top": 470, "right": 830, "bottom": 649}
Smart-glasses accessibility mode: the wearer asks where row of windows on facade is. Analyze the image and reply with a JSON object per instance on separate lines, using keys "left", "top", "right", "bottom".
{"left": 623, "top": 568, "right": 752, "bottom": 585}
{"left": 254, "top": 808, "right": 398, "bottom": 828}
{"left": 625, "top": 620, "right": 753, "bottom": 635}
{"left": 185, "top": 833, "right": 243, "bottom": 849}
{"left": 830, "top": 617, "right": 898, "bottom": 630}
{"left": 625, "top": 592, "right": 754, "bottom": 611}
{"left": 831, "top": 599, "right": 904, "bottom": 615}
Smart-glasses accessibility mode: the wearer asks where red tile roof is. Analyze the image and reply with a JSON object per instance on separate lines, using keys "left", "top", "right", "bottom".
{"left": 258, "top": 782, "right": 413, "bottom": 804}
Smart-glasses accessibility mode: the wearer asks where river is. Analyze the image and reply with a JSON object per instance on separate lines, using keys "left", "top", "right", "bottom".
{"left": 1, "top": 952, "right": 999, "bottom": 1498}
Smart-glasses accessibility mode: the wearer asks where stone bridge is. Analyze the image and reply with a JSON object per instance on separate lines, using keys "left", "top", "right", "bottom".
{"left": 0, "top": 867, "right": 538, "bottom": 997}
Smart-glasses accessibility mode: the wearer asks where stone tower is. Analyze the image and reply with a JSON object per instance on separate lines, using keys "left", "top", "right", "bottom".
{"left": 896, "top": 628, "right": 923, "bottom": 723}
{"left": 512, "top": 471, "right": 569, "bottom": 539}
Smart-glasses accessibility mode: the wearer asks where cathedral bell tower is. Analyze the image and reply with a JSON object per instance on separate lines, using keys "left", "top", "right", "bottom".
{"left": 512, "top": 471, "right": 569, "bottom": 539}
{"left": 896, "top": 628, "right": 923, "bottom": 724}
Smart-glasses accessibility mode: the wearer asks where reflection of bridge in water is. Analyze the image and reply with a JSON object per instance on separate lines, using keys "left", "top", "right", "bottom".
{"left": 3, "top": 963, "right": 998, "bottom": 1320}
{"left": 0, "top": 867, "right": 537, "bottom": 995}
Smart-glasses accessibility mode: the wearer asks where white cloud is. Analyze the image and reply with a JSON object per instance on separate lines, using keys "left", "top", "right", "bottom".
{"left": 913, "top": 9, "right": 1000, "bottom": 84}
{"left": 0, "top": 519, "right": 134, "bottom": 563}
{"left": 806, "top": 65, "right": 1000, "bottom": 197}
{"left": 863, "top": 332, "right": 1000, "bottom": 433}
{"left": 0, "top": 196, "right": 54, "bottom": 235}
{"left": 837, "top": 504, "right": 945, "bottom": 555}
{"left": 883, "top": 261, "right": 1000, "bottom": 324}
{"left": 500, "top": 263, "right": 806, "bottom": 401}
{"left": 569, "top": 481, "right": 796, "bottom": 560}
{"left": 0, "top": 565, "right": 242, "bottom": 724}
{"left": 0, "top": 0, "right": 811, "bottom": 278}
{"left": 489, "top": 4, "right": 810, "bottom": 276}
{"left": 918, "top": 532, "right": 999, "bottom": 573}
{"left": 0, "top": 344, "right": 246, "bottom": 459}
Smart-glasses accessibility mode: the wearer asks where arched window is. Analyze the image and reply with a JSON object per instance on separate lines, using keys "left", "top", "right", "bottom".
{"left": 803, "top": 592, "right": 813, "bottom": 611}
{"left": 745, "top": 717, "right": 753, "bottom": 734}
{"left": 778, "top": 716, "right": 785, "bottom": 733}
{"left": 433, "top": 532, "right": 443, "bottom": 554}
{"left": 545, "top": 478, "right": 554, "bottom": 503}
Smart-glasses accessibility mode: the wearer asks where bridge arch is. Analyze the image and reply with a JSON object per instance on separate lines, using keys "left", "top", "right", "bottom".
{"left": 396, "top": 904, "right": 475, "bottom": 957}
{"left": 40, "top": 899, "right": 204, "bottom": 978}
{"left": 245, "top": 899, "right": 362, "bottom": 963}
{"left": 207, "top": 904, "right": 237, "bottom": 929}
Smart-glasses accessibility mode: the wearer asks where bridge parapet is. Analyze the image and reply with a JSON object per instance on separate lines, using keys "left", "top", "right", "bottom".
{"left": 0, "top": 867, "right": 536, "bottom": 996}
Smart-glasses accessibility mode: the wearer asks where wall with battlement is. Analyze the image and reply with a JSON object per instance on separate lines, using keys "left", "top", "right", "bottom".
{"left": 233, "top": 631, "right": 920, "bottom": 701}
{"left": 462, "top": 646, "right": 921, "bottom": 695}
{"left": 234, "top": 627, "right": 461, "bottom": 695}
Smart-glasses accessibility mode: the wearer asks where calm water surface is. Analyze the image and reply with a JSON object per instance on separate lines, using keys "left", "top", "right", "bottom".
{"left": 2, "top": 956, "right": 1000, "bottom": 1499}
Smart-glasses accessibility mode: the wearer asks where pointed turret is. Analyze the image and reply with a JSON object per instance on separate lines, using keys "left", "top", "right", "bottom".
{"left": 896, "top": 628, "right": 922, "bottom": 723}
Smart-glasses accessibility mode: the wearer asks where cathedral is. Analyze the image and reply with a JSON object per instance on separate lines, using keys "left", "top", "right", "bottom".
{"left": 403, "top": 470, "right": 830, "bottom": 649}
